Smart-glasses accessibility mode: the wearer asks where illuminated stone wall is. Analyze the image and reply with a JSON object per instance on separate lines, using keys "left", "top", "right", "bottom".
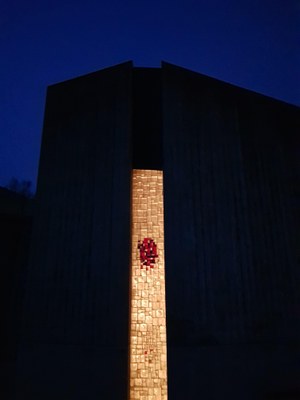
{"left": 129, "top": 169, "right": 168, "bottom": 400}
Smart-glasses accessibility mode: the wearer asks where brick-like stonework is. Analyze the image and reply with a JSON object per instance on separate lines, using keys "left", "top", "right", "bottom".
{"left": 129, "top": 170, "right": 168, "bottom": 400}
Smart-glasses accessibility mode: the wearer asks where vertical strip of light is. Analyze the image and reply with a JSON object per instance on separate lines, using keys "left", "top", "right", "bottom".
{"left": 129, "top": 169, "right": 168, "bottom": 400}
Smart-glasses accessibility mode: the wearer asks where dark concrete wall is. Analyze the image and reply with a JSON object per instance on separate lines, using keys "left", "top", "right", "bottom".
{"left": 162, "top": 62, "right": 300, "bottom": 399}
{"left": 16, "top": 63, "right": 133, "bottom": 399}
{"left": 132, "top": 68, "right": 162, "bottom": 170}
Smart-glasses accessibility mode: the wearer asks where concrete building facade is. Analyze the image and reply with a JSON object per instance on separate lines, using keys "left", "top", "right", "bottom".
{"left": 13, "top": 62, "right": 300, "bottom": 399}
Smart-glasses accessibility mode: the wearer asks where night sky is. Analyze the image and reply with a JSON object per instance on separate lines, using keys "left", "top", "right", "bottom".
{"left": 1, "top": 0, "right": 299, "bottom": 191}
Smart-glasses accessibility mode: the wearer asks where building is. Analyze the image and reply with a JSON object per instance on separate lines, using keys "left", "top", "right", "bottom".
{"left": 11, "top": 62, "right": 300, "bottom": 399}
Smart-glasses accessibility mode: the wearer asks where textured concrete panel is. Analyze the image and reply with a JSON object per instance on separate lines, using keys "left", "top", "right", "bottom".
{"left": 162, "top": 62, "right": 300, "bottom": 399}
{"left": 16, "top": 62, "right": 133, "bottom": 399}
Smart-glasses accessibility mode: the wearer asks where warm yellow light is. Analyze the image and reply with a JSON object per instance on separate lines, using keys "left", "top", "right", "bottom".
{"left": 129, "top": 169, "right": 168, "bottom": 400}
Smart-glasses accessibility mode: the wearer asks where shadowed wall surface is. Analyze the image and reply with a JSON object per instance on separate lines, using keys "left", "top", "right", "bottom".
{"left": 162, "top": 63, "right": 300, "bottom": 399}
{"left": 16, "top": 63, "right": 133, "bottom": 399}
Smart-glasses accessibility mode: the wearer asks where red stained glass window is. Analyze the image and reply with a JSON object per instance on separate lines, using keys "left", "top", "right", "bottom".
{"left": 138, "top": 238, "right": 158, "bottom": 270}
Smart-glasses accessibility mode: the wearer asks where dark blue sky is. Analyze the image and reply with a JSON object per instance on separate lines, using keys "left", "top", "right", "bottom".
{"left": 1, "top": 0, "right": 299, "bottom": 190}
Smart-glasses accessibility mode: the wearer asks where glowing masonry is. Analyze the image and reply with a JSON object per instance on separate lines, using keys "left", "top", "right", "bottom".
{"left": 129, "top": 170, "right": 168, "bottom": 400}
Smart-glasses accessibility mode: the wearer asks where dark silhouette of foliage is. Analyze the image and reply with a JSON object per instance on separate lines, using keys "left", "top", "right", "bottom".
{"left": 6, "top": 178, "right": 34, "bottom": 198}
